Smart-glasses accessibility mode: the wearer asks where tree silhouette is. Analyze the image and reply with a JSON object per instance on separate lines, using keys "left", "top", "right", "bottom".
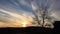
{"left": 31, "top": 0, "right": 55, "bottom": 28}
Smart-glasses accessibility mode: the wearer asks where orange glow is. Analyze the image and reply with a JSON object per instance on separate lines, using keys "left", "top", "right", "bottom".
{"left": 21, "top": 22, "right": 27, "bottom": 27}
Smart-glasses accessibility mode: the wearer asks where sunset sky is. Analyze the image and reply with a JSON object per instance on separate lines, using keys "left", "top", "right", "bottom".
{"left": 0, "top": 0, "right": 60, "bottom": 27}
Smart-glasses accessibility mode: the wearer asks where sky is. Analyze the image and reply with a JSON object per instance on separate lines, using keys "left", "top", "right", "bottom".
{"left": 0, "top": 0, "right": 60, "bottom": 27}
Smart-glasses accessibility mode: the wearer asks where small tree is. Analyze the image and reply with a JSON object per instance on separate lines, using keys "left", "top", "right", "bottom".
{"left": 31, "top": 0, "right": 55, "bottom": 28}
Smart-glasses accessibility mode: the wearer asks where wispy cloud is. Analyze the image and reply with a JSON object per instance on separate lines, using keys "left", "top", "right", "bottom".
{"left": 0, "top": 0, "right": 60, "bottom": 27}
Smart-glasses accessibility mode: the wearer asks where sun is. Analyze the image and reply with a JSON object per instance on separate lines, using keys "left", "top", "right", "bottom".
{"left": 22, "top": 22, "right": 27, "bottom": 27}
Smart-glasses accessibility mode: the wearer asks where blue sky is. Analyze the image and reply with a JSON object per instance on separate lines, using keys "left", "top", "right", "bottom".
{"left": 0, "top": 0, "right": 60, "bottom": 24}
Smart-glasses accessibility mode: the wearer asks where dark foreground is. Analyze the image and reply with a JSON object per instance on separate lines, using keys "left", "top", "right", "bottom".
{"left": 0, "top": 21, "right": 60, "bottom": 34}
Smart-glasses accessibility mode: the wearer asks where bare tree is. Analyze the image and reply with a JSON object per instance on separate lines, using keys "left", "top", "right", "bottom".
{"left": 31, "top": 0, "right": 55, "bottom": 28}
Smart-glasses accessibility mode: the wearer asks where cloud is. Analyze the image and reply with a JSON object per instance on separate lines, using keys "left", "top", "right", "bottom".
{"left": 31, "top": 0, "right": 40, "bottom": 11}
{"left": 0, "top": 0, "right": 60, "bottom": 28}
{"left": 18, "top": 0, "right": 31, "bottom": 7}
{"left": 0, "top": 9, "right": 34, "bottom": 23}
{"left": 0, "top": 9, "right": 36, "bottom": 27}
{"left": 47, "top": 0, "right": 60, "bottom": 21}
